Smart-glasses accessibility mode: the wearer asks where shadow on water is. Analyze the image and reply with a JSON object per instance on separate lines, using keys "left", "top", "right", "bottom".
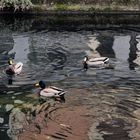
{"left": 1, "top": 15, "right": 140, "bottom": 139}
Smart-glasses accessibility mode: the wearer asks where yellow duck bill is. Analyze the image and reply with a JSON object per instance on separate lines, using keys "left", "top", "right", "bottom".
{"left": 35, "top": 83, "right": 39, "bottom": 87}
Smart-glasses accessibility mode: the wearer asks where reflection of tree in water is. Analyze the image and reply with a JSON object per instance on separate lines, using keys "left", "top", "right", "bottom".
{"left": 0, "top": 16, "right": 34, "bottom": 32}
{"left": 128, "top": 33, "right": 138, "bottom": 70}
{"left": 96, "top": 34, "right": 115, "bottom": 58}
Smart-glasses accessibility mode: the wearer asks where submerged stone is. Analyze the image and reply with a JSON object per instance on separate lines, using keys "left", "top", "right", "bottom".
{"left": 11, "top": 96, "right": 16, "bottom": 99}
{"left": 14, "top": 100, "right": 24, "bottom": 104}
{"left": 7, "top": 91, "right": 15, "bottom": 94}
{"left": 0, "top": 117, "right": 4, "bottom": 124}
{"left": 5, "top": 104, "right": 14, "bottom": 112}
{"left": 7, "top": 108, "right": 28, "bottom": 140}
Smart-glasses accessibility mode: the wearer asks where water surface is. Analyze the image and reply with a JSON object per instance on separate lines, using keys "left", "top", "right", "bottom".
{"left": 0, "top": 15, "right": 140, "bottom": 140}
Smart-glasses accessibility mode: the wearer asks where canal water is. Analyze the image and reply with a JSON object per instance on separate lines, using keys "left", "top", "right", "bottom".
{"left": 0, "top": 15, "right": 140, "bottom": 139}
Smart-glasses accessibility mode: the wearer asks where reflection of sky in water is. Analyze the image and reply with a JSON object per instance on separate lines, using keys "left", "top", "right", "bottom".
{"left": 113, "top": 36, "right": 130, "bottom": 61}
{"left": 8, "top": 33, "right": 140, "bottom": 75}
{"left": 10, "top": 33, "right": 133, "bottom": 66}
{"left": 9, "top": 35, "right": 29, "bottom": 63}
{"left": 1, "top": 31, "right": 140, "bottom": 89}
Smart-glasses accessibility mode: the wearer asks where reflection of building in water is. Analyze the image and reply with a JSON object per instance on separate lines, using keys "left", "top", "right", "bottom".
{"left": 112, "top": 34, "right": 140, "bottom": 70}
{"left": 0, "top": 35, "right": 15, "bottom": 65}
{"left": 96, "top": 34, "right": 115, "bottom": 58}
{"left": 129, "top": 34, "right": 140, "bottom": 70}
{"left": 113, "top": 36, "right": 130, "bottom": 61}
{"left": 128, "top": 34, "right": 138, "bottom": 70}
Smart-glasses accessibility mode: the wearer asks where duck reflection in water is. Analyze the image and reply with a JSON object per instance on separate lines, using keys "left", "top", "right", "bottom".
{"left": 7, "top": 76, "right": 13, "bottom": 85}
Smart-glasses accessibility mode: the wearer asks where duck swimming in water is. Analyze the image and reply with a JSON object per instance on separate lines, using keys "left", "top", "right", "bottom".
{"left": 35, "top": 80, "right": 66, "bottom": 102}
{"left": 83, "top": 56, "right": 110, "bottom": 70}
{"left": 6, "top": 59, "right": 23, "bottom": 75}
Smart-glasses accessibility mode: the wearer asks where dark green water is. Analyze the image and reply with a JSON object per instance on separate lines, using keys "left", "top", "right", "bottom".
{"left": 0, "top": 15, "right": 140, "bottom": 140}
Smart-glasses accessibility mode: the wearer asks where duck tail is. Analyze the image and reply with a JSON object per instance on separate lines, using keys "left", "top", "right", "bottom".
{"left": 103, "top": 57, "right": 109, "bottom": 64}
{"left": 60, "top": 94, "right": 65, "bottom": 103}
{"left": 55, "top": 94, "right": 65, "bottom": 103}
{"left": 58, "top": 91, "right": 66, "bottom": 103}
{"left": 58, "top": 91, "right": 66, "bottom": 96}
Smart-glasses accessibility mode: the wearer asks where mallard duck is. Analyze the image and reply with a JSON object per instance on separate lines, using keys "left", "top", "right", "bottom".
{"left": 5, "top": 59, "right": 23, "bottom": 75}
{"left": 83, "top": 56, "right": 109, "bottom": 70}
{"left": 35, "top": 80, "right": 65, "bottom": 102}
